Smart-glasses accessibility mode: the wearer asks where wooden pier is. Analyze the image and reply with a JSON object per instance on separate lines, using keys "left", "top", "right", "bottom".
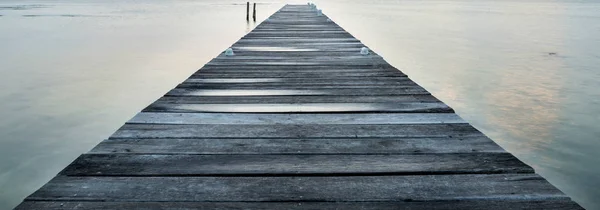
{"left": 16, "top": 5, "right": 582, "bottom": 209}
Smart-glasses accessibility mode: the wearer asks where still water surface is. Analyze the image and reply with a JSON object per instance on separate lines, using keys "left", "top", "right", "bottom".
{"left": 1, "top": 0, "right": 599, "bottom": 209}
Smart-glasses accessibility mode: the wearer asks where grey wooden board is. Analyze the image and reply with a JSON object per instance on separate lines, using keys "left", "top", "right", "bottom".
{"left": 205, "top": 59, "right": 388, "bottom": 66}
{"left": 153, "top": 95, "right": 441, "bottom": 104}
{"left": 62, "top": 153, "right": 533, "bottom": 176}
{"left": 255, "top": 22, "right": 339, "bottom": 25}
{"left": 242, "top": 34, "right": 356, "bottom": 38}
{"left": 222, "top": 51, "right": 381, "bottom": 56}
{"left": 189, "top": 73, "right": 405, "bottom": 78}
{"left": 183, "top": 75, "right": 408, "bottom": 81}
{"left": 194, "top": 68, "right": 398, "bottom": 73}
{"left": 237, "top": 38, "right": 356, "bottom": 42}
{"left": 176, "top": 85, "right": 418, "bottom": 89}
{"left": 180, "top": 78, "right": 417, "bottom": 88}
{"left": 179, "top": 81, "right": 413, "bottom": 86}
{"left": 14, "top": 200, "right": 586, "bottom": 210}
{"left": 231, "top": 43, "right": 367, "bottom": 47}
{"left": 214, "top": 55, "right": 383, "bottom": 60}
{"left": 188, "top": 72, "right": 404, "bottom": 79}
{"left": 111, "top": 124, "right": 480, "bottom": 138}
{"left": 90, "top": 137, "right": 504, "bottom": 154}
{"left": 205, "top": 61, "right": 389, "bottom": 66}
{"left": 256, "top": 25, "right": 344, "bottom": 28}
{"left": 196, "top": 63, "right": 399, "bottom": 69}
{"left": 254, "top": 26, "right": 345, "bottom": 29}
{"left": 236, "top": 37, "right": 360, "bottom": 41}
{"left": 183, "top": 78, "right": 412, "bottom": 83}
{"left": 26, "top": 175, "right": 567, "bottom": 202}
{"left": 128, "top": 113, "right": 465, "bottom": 125}
{"left": 166, "top": 88, "right": 430, "bottom": 96}
{"left": 143, "top": 102, "right": 452, "bottom": 113}
{"left": 196, "top": 64, "right": 400, "bottom": 70}
{"left": 251, "top": 28, "right": 346, "bottom": 30}
{"left": 230, "top": 47, "right": 369, "bottom": 52}
{"left": 231, "top": 48, "right": 369, "bottom": 52}
{"left": 248, "top": 31, "right": 350, "bottom": 34}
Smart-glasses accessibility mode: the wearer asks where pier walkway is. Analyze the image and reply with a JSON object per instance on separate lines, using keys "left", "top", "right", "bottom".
{"left": 16, "top": 4, "right": 582, "bottom": 209}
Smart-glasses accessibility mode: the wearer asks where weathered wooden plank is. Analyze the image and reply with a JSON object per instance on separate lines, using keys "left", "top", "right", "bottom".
{"left": 128, "top": 113, "right": 465, "bottom": 125}
{"left": 62, "top": 153, "right": 533, "bottom": 176}
{"left": 197, "top": 64, "right": 400, "bottom": 70}
{"left": 166, "top": 88, "right": 430, "bottom": 96}
{"left": 237, "top": 38, "right": 356, "bottom": 42}
{"left": 205, "top": 58, "right": 387, "bottom": 66}
{"left": 26, "top": 175, "right": 568, "bottom": 202}
{"left": 243, "top": 35, "right": 349, "bottom": 39}
{"left": 153, "top": 95, "right": 441, "bottom": 104}
{"left": 190, "top": 73, "right": 405, "bottom": 78}
{"left": 213, "top": 55, "right": 383, "bottom": 60}
{"left": 180, "top": 78, "right": 417, "bottom": 87}
{"left": 223, "top": 51, "right": 379, "bottom": 56}
{"left": 14, "top": 200, "right": 586, "bottom": 210}
{"left": 242, "top": 34, "right": 355, "bottom": 38}
{"left": 143, "top": 102, "right": 452, "bottom": 113}
{"left": 229, "top": 47, "right": 363, "bottom": 52}
{"left": 255, "top": 22, "right": 339, "bottom": 26}
{"left": 247, "top": 31, "right": 352, "bottom": 35}
{"left": 194, "top": 68, "right": 397, "bottom": 73}
{"left": 231, "top": 47, "right": 365, "bottom": 52}
{"left": 197, "top": 68, "right": 394, "bottom": 73}
{"left": 110, "top": 124, "right": 480, "bottom": 138}
{"left": 182, "top": 77, "right": 417, "bottom": 85}
{"left": 232, "top": 43, "right": 366, "bottom": 47}
{"left": 191, "top": 72, "right": 404, "bottom": 78}
{"left": 224, "top": 44, "right": 369, "bottom": 49}
{"left": 176, "top": 84, "right": 417, "bottom": 89}
{"left": 90, "top": 137, "right": 504, "bottom": 154}
{"left": 255, "top": 25, "right": 343, "bottom": 28}
{"left": 251, "top": 27, "right": 345, "bottom": 31}
{"left": 204, "top": 61, "right": 388, "bottom": 66}
{"left": 180, "top": 78, "right": 412, "bottom": 83}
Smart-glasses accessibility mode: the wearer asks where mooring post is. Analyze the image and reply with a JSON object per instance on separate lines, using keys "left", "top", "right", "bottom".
{"left": 253, "top": 3, "right": 257, "bottom": 21}
{"left": 246, "top": 2, "right": 250, "bottom": 21}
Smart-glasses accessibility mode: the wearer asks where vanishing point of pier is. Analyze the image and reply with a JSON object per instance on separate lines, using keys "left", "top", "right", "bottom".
{"left": 16, "top": 4, "right": 582, "bottom": 209}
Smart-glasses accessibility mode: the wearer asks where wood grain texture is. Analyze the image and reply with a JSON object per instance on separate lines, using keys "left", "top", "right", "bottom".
{"left": 15, "top": 200, "right": 585, "bottom": 210}
{"left": 166, "top": 88, "right": 430, "bottom": 96}
{"left": 62, "top": 153, "right": 533, "bottom": 176}
{"left": 128, "top": 113, "right": 466, "bottom": 125}
{"left": 153, "top": 95, "right": 441, "bottom": 104}
{"left": 26, "top": 175, "right": 567, "bottom": 202}
{"left": 90, "top": 137, "right": 504, "bottom": 154}
{"left": 143, "top": 102, "right": 453, "bottom": 113}
{"left": 111, "top": 124, "right": 481, "bottom": 138}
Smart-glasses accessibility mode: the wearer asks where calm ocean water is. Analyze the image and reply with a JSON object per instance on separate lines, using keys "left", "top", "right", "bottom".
{"left": 1, "top": 0, "right": 599, "bottom": 209}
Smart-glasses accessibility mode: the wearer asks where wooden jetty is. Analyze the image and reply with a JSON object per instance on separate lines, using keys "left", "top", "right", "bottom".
{"left": 16, "top": 4, "right": 582, "bottom": 209}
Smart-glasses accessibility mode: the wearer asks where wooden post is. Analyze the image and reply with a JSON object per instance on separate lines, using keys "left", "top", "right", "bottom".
{"left": 246, "top": 2, "right": 249, "bottom": 21}
{"left": 253, "top": 3, "right": 257, "bottom": 21}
